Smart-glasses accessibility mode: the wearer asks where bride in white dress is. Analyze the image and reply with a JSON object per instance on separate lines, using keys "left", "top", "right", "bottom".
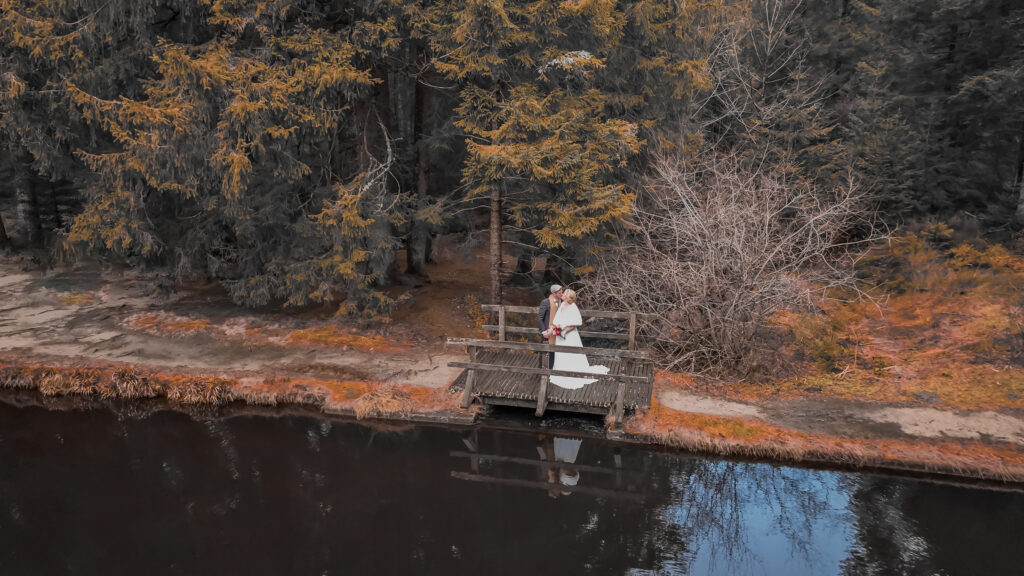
{"left": 549, "top": 289, "right": 609, "bottom": 389}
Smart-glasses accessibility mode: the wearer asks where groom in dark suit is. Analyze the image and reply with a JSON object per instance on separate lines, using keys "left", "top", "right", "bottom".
{"left": 538, "top": 284, "right": 563, "bottom": 367}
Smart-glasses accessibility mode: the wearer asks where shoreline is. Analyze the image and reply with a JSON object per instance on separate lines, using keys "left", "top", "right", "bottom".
{"left": 4, "top": 358, "right": 1023, "bottom": 488}
{"left": 1, "top": 260, "right": 1022, "bottom": 489}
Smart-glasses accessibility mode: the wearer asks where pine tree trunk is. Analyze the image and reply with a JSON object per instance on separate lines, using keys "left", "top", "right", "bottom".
{"left": 406, "top": 45, "right": 430, "bottom": 277}
{"left": 0, "top": 213, "right": 10, "bottom": 250}
{"left": 372, "top": 73, "right": 396, "bottom": 289}
{"left": 50, "top": 183, "right": 62, "bottom": 229}
{"left": 1017, "top": 178, "right": 1024, "bottom": 226}
{"left": 1016, "top": 129, "right": 1024, "bottom": 226}
{"left": 18, "top": 175, "right": 43, "bottom": 248}
{"left": 489, "top": 184, "right": 503, "bottom": 305}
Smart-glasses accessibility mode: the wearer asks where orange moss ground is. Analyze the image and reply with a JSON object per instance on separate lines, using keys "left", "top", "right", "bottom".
{"left": 58, "top": 292, "right": 98, "bottom": 306}
{"left": 627, "top": 392, "right": 1024, "bottom": 481}
{"left": 127, "top": 312, "right": 216, "bottom": 336}
{"left": 123, "top": 312, "right": 415, "bottom": 354}
{"left": 0, "top": 359, "right": 467, "bottom": 424}
{"left": 284, "top": 326, "right": 411, "bottom": 353}
{"left": 673, "top": 239, "right": 1024, "bottom": 412}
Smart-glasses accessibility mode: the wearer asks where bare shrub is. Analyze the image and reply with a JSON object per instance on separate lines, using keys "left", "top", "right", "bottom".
{"left": 590, "top": 153, "right": 881, "bottom": 374}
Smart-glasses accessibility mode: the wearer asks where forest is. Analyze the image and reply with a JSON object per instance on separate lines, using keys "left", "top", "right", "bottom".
{"left": 1, "top": 0, "right": 1022, "bottom": 352}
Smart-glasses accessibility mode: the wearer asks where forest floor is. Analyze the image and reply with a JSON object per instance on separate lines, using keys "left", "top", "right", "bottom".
{"left": 2, "top": 232, "right": 1024, "bottom": 484}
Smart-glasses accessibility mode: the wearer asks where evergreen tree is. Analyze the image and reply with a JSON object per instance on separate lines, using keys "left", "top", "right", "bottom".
{"left": 3, "top": 0, "right": 412, "bottom": 319}
{"left": 0, "top": 0, "right": 170, "bottom": 247}
{"left": 807, "top": 0, "right": 1024, "bottom": 223}
{"left": 704, "top": 0, "right": 845, "bottom": 186}
{"left": 427, "top": 0, "right": 643, "bottom": 302}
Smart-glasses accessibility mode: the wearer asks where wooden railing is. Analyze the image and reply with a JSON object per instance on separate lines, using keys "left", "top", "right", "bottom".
{"left": 450, "top": 432, "right": 644, "bottom": 500}
{"left": 450, "top": 426, "right": 643, "bottom": 498}
{"left": 479, "top": 304, "right": 656, "bottom": 350}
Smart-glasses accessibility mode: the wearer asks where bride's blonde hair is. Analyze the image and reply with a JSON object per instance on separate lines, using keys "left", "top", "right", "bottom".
{"left": 562, "top": 289, "right": 577, "bottom": 304}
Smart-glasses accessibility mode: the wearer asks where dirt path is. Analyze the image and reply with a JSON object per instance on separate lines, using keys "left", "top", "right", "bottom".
{"left": 0, "top": 264, "right": 462, "bottom": 388}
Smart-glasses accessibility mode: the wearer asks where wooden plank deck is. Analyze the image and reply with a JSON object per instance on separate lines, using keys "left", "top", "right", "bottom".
{"left": 448, "top": 348, "right": 654, "bottom": 415}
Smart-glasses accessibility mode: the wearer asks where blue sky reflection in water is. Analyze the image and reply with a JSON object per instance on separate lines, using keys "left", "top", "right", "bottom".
{"left": 653, "top": 463, "right": 852, "bottom": 576}
{"left": 0, "top": 399, "right": 1022, "bottom": 575}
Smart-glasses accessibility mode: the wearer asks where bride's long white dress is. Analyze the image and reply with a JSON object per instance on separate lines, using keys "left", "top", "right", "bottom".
{"left": 550, "top": 303, "right": 609, "bottom": 389}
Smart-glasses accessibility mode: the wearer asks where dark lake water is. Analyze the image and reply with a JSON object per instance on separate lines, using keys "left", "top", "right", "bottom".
{"left": 1, "top": 400, "right": 1022, "bottom": 576}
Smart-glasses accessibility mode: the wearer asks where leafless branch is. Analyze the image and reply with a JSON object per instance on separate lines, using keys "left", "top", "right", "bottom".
{"left": 590, "top": 152, "right": 885, "bottom": 374}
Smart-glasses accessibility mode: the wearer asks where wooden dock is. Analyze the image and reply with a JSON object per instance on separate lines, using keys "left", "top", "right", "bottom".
{"left": 447, "top": 305, "right": 655, "bottom": 423}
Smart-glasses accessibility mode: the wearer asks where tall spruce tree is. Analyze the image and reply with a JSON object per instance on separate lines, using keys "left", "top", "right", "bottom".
{"left": 427, "top": 0, "right": 643, "bottom": 303}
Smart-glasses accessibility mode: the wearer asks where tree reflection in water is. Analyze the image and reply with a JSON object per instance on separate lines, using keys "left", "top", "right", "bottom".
{"left": 1, "top": 400, "right": 1023, "bottom": 575}
{"left": 652, "top": 460, "right": 851, "bottom": 575}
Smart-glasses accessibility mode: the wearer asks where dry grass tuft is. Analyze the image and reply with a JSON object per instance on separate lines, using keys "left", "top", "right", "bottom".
{"left": 106, "top": 369, "right": 161, "bottom": 400}
{"left": 229, "top": 387, "right": 279, "bottom": 406}
{"left": 352, "top": 383, "right": 415, "bottom": 420}
{"left": 0, "top": 366, "right": 39, "bottom": 389}
{"left": 165, "top": 377, "right": 231, "bottom": 405}
{"left": 37, "top": 369, "right": 104, "bottom": 396}
{"left": 38, "top": 372, "right": 77, "bottom": 396}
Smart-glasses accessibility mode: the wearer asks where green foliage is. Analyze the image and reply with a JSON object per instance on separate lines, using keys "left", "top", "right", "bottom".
{"left": 1, "top": 0, "right": 1021, "bottom": 321}
{"left": 428, "top": 0, "right": 648, "bottom": 253}
{"left": 808, "top": 0, "right": 1024, "bottom": 221}
{"left": 1, "top": 0, "right": 409, "bottom": 319}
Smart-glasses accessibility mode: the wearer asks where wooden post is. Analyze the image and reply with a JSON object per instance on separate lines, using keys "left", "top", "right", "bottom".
{"left": 628, "top": 312, "right": 637, "bottom": 351}
{"left": 460, "top": 347, "right": 478, "bottom": 408}
{"left": 536, "top": 349, "right": 549, "bottom": 417}
{"left": 613, "top": 377, "right": 626, "bottom": 426}
{"left": 469, "top": 430, "right": 480, "bottom": 473}
{"left": 614, "top": 448, "right": 623, "bottom": 489}
{"left": 497, "top": 306, "right": 506, "bottom": 341}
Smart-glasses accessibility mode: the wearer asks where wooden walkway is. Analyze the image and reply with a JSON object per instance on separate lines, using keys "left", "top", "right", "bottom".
{"left": 447, "top": 305, "right": 656, "bottom": 423}
{"left": 448, "top": 348, "right": 654, "bottom": 414}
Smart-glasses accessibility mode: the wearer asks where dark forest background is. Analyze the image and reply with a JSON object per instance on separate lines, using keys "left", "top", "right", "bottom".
{"left": 1, "top": 0, "right": 1022, "bottom": 320}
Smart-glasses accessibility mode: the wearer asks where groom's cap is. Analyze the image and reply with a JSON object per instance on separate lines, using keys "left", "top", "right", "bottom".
{"left": 550, "top": 284, "right": 563, "bottom": 293}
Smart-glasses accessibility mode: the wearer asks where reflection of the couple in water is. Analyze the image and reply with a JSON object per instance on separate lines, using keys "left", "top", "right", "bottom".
{"left": 450, "top": 430, "right": 646, "bottom": 501}
{"left": 542, "top": 436, "right": 581, "bottom": 498}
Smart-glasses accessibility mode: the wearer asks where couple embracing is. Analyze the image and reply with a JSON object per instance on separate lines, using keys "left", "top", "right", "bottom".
{"left": 537, "top": 285, "right": 610, "bottom": 389}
